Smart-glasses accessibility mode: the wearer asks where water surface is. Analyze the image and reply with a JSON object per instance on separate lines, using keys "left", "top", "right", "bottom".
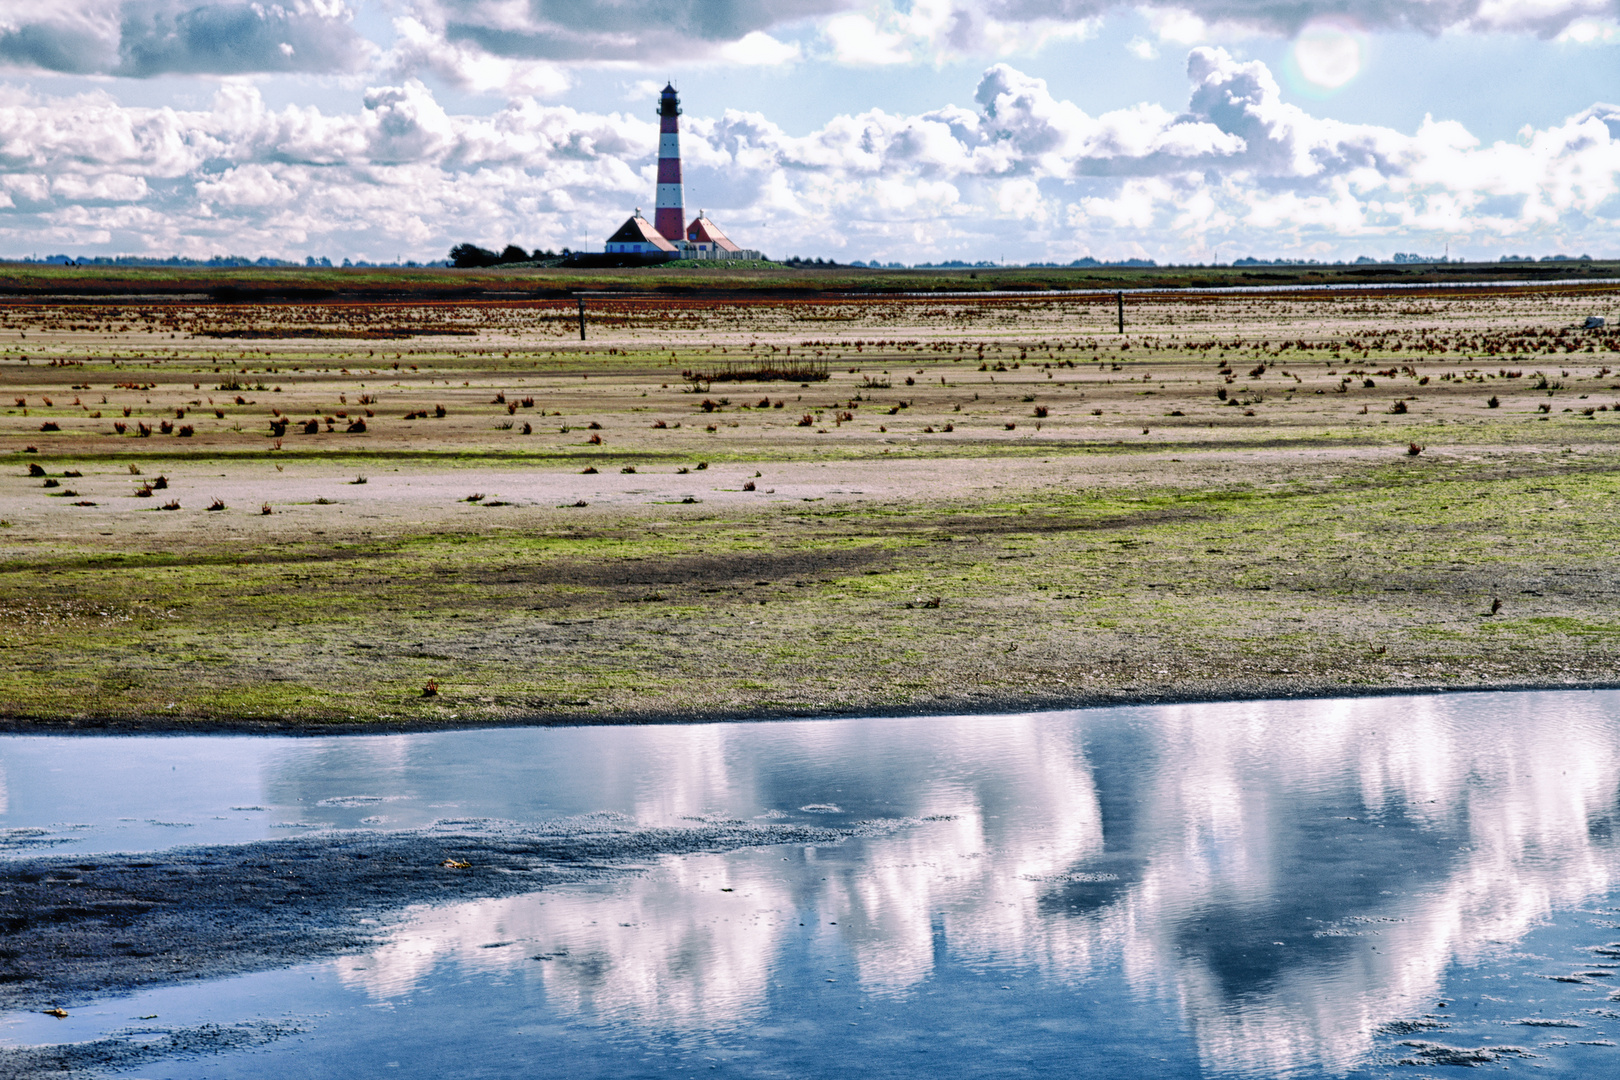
{"left": 4, "top": 690, "right": 1620, "bottom": 1077}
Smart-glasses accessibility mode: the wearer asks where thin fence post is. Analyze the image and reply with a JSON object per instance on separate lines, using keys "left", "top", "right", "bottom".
{"left": 1117, "top": 291, "right": 1124, "bottom": 334}
{"left": 578, "top": 297, "right": 586, "bottom": 340}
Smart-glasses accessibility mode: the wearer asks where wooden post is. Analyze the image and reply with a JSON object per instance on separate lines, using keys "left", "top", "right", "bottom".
{"left": 1117, "top": 292, "right": 1124, "bottom": 334}
{"left": 577, "top": 297, "right": 586, "bottom": 340}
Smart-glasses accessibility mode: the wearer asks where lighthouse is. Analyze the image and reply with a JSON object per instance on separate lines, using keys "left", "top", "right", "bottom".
{"left": 654, "top": 83, "right": 684, "bottom": 244}
{"left": 596, "top": 86, "right": 763, "bottom": 263}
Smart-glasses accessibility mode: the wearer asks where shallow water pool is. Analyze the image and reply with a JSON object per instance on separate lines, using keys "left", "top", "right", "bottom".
{"left": 5, "top": 690, "right": 1620, "bottom": 1077}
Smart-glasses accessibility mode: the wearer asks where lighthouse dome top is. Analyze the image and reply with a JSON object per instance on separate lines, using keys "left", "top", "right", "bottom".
{"left": 658, "top": 83, "right": 681, "bottom": 117}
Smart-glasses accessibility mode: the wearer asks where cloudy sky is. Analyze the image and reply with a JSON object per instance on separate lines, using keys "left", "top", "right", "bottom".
{"left": 0, "top": 0, "right": 1616, "bottom": 265}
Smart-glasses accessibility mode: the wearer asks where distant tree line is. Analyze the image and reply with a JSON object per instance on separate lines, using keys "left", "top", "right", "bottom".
{"left": 449, "top": 244, "right": 565, "bottom": 268}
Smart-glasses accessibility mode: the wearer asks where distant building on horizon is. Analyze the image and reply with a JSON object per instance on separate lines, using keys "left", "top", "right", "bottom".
{"left": 601, "top": 85, "right": 762, "bottom": 262}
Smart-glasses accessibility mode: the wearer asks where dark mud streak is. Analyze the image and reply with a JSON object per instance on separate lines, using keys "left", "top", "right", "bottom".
{"left": 0, "top": 1021, "right": 300, "bottom": 1080}
{"left": 468, "top": 548, "right": 892, "bottom": 588}
{"left": 0, "top": 822, "right": 862, "bottom": 1014}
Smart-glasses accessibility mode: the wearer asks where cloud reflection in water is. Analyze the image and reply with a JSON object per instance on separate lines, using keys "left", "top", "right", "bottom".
{"left": 320, "top": 693, "right": 1620, "bottom": 1075}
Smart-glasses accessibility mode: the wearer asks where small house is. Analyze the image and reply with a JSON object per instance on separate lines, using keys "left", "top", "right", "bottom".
{"left": 685, "top": 212, "right": 742, "bottom": 257}
{"left": 604, "top": 211, "right": 677, "bottom": 256}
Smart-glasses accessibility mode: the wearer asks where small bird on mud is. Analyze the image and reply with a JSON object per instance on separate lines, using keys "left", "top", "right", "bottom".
{"left": 1489, "top": 597, "right": 1502, "bottom": 616}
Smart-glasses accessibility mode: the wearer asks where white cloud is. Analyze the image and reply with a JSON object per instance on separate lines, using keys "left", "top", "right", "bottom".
{"left": 717, "top": 31, "right": 803, "bottom": 65}
{"left": 0, "top": 48, "right": 1614, "bottom": 263}
{"left": 995, "top": 176, "right": 1047, "bottom": 217}
{"left": 823, "top": 14, "right": 914, "bottom": 64}
{"left": 1126, "top": 35, "right": 1161, "bottom": 59}
{"left": 1556, "top": 15, "right": 1620, "bottom": 40}
{"left": 387, "top": 15, "right": 570, "bottom": 96}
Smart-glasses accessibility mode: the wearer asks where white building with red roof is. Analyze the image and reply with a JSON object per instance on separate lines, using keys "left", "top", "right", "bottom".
{"left": 684, "top": 212, "right": 742, "bottom": 255}
{"left": 604, "top": 210, "right": 678, "bottom": 256}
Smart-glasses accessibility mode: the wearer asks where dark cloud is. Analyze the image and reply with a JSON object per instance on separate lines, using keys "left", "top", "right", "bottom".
{"left": 0, "top": 23, "right": 114, "bottom": 75}
{"left": 115, "top": 2, "right": 365, "bottom": 77}
{"left": 0, "top": 3, "right": 365, "bottom": 77}
{"left": 436, "top": 0, "right": 848, "bottom": 60}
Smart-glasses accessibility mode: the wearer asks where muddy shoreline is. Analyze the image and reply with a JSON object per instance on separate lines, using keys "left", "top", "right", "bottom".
{"left": 2, "top": 679, "right": 1618, "bottom": 736}
{"left": 0, "top": 819, "right": 881, "bottom": 1016}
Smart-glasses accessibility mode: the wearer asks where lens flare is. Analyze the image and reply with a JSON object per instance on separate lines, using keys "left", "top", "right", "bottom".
{"left": 1291, "top": 20, "right": 1365, "bottom": 92}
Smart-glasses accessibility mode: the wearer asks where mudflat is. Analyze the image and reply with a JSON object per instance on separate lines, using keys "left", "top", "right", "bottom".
{"left": 2, "top": 273, "right": 1618, "bottom": 730}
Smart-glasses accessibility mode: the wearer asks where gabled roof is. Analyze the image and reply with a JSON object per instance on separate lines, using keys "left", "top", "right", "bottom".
{"left": 606, "top": 214, "right": 677, "bottom": 251}
{"left": 686, "top": 214, "right": 741, "bottom": 252}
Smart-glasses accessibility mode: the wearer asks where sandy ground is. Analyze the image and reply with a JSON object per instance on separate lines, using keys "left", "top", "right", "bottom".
{"left": 1, "top": 285, "right": 1618, "bottom": 728}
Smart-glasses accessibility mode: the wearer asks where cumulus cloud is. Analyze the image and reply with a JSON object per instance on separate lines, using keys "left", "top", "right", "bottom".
{"left": 0, "top": 0, "right": 368, "bottom": 77}
{"left": 0, "top": 49, "right": 1613, "bottom": 263}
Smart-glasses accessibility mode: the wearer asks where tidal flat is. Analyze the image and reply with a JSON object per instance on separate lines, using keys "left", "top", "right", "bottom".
{"left": 6, "top": 693, "right": 1620, "bottom": 1079}
{"left": 0, "top": 278, "right": 1617, "bottom": 729}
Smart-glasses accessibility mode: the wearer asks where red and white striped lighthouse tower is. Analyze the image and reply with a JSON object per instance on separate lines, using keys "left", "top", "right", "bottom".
{"left": 654, "top": 83, "right": 684, "bottom": 244}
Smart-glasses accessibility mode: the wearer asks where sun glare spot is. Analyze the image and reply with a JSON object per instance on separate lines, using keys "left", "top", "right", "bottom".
{"left": 1291, "top": 20, "right": 1365, "bottom": 91}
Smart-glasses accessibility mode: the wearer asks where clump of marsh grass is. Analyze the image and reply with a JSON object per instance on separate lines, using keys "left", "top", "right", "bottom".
{"left": 682, "top": 359, "right": 828, "bottom": 384}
